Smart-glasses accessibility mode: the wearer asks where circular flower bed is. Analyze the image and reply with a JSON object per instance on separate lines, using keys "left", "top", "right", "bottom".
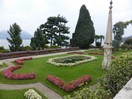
{"left": 48, "top": 55, "right": 97, "bottom": 67}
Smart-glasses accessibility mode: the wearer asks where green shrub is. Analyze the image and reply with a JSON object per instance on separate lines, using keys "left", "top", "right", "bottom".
{"left": 0, "top": 46, "right": 4, "bottom": 50}
{"left": 0, "top": 49, "right": 9, "bottom": 53}
{"left": 44, "top": 45, "right": 49, "bottom": 48}
{"left": 64, "top": 83, "right": 111, "bottom": 99}
{"left": 23, "top": 46, "right": 32, "bottom": 51}
{"left": 120, "top": 43, "right": 130, "bottom": 51}
{"left": 44, "top": 45, "right": 60, "bottom": 49}
{"left": 96, "top": 42, "right": 101, "bottom": 48}
{"left": 50, "top": 45, "right": 60, "bottom": 48}
{"left": 124, "top": 38, "right": 132, "bottom": 46}
{"left": 100, "top": 52, "right": 132, "bottom": 96}
{"left": 0, "top": 46, "right": 9, "bottom": 53}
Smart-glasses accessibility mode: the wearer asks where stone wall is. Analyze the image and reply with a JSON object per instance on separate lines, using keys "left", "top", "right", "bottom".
{"left": 114, "top": 78, "right": 132, "bottom": 99}
{"left": 0, "top": 47, "right": 79, "bottom": 60}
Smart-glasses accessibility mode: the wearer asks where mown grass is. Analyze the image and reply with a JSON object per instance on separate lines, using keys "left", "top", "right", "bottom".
{"left": 0, "top": 88, "right": 47, "bottom": 99}
{"left": 0, "top": 49, "right": 130, "bottom": 96}
{"left": 0, "top": 63, "right": 7, "bottom": 69}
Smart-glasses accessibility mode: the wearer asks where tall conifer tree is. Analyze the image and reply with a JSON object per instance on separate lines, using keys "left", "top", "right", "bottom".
{"left": 71, "top": 5, "right": 95, "bottom": 48}
{"left": 7, "top": 23, "right": 22, "bottom": 51}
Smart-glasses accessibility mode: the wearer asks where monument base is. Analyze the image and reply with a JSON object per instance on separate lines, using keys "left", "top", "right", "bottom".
{"left": 102, "top": 45, "right": 112, "bottom": 70}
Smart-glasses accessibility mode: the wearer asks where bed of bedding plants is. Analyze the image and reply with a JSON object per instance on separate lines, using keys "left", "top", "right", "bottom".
{"left": 1, "top": 50, "right": 123, "bottom": 96}
{"left": 47, "top": 54, "right": 97, "bottom": 67}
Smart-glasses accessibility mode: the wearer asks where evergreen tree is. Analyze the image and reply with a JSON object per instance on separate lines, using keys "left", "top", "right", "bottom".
{"left": 7, "top": 23, "right": 22, "bottom": 51}
{"left": 70, "top": 33, "right": 78, "bottom": 47}
{"left": 30, "top": 28, "right": 48, "bottom": 50}
{"left": 55, "top": 15, "right": 70, "bottom": 47}
{"left": 40, "top": 17, "right": 57, "bottom": 47}
{"left": 40, "top": 15, "right": 70, "bottom": 47}
{"left": 70, "top": 5, "right": 95, "bottom": 48}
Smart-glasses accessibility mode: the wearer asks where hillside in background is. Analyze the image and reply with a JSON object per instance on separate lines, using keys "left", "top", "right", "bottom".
{"left": 0, "top": 31, "right": 32, "bottom": 39}
{"left": 122, "top": 35, "right": 132, "bottom": 42}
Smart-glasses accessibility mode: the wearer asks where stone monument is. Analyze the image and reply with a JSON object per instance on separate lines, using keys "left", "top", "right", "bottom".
{"left": 102, "top": 0, "right": 113, "bottom": 70}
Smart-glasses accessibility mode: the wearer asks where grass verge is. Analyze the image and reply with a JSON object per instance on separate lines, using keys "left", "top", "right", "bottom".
{"left": 0, "top": 88, "right": 47, "bottom": 99}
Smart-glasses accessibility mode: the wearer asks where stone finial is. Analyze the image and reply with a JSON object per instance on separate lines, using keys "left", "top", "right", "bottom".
{"left": 109, "top": 0, "right": 113, "bottom": 9}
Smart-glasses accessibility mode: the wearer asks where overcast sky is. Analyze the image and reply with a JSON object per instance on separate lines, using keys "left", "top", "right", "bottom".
{"left": 0, "top": 0, "right": 131, "bottom": 38}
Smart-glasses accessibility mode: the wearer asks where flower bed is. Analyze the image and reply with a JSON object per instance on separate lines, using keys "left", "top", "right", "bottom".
{"left": 48, "top": 55, "right": 97, "bottom": 67}
{"left": 67, "top": 51, "right": 84, "bottom": 54}
{"left": 2, "top": 66, "right": 35, "bottom": 80}
{"left": 0, "top": 47, "right": 79, "bottom": 59}
{"left": 24, "top": 89, "right": 42, "bottom": 99}
{"left": 88, "top": 52, "right": 104, "bottom": 55}
{"left": 88, "top": 52, "right": 116, "bottom": 59}
{"left": 46, "top": 75, "right": 91, "bottom": 92}
{"left": 15, "top": 57, "right": 32, "bottom": 65}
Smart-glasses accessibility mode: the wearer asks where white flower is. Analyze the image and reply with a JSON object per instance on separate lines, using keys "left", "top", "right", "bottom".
{"left": 24, "top": 89, "right": 42, "bottom": 99}
{"left": 47, "top": 54, "right": 97, "bottom": 67}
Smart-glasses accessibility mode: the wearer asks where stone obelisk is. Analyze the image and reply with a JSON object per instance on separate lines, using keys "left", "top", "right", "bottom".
{"left": 102, "top": 0, "right": 113, "bottom": 70}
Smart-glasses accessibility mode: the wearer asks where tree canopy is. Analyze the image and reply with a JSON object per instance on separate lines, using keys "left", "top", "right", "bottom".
{"left": 94, "top": 35, "right": 104, "bottom": 47}
{"left": 30, "top": 28, "right": 48, "bottom": 50}
{"left": 40, "top": 15, "right": 70, "bottom": 47}
{"left": 113, "top": 20, "right": 132, "bottom": 50}
{"left": 70, "top": 5, "right": 95, "bottom": 49}
{"left": 7, "top": 23, "right": 23, "bottom": 51}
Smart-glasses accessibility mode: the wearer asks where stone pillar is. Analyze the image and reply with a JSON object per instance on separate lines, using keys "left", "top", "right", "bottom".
{"left": 102, "top": 0, "right": 113, "bottom": 70}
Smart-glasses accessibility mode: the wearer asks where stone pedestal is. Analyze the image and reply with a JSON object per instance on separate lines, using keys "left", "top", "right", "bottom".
{"left": 102, "top": 45, "right": 112, "bottom": 70}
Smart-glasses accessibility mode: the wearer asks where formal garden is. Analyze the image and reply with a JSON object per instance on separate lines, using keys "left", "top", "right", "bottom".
{"left": 0, "top": 49, "right": 132, "bottom": 99}
{"left": 0, "top": 1, "right": 132, "bottom": 98}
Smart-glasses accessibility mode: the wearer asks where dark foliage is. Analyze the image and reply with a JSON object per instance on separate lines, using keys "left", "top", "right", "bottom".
{"left": 7, "top": 23, "right": 23, "bottom": 51}
{"left": 70, "top": 5, "right": 95, "bottom": 49}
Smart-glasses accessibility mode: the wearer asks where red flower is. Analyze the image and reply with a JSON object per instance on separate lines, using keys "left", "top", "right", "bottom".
{"left": 46, "top": 75, "right": 91, "bottom": 92}
{"left": 2, "top": 66, "right": 35, "bottom": 80}
{"left": 15, "top": 57, "right": 32, "bottom": 65}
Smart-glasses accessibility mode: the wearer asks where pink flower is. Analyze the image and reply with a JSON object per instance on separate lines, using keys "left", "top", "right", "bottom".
{"left": 46, "top": 75, "right": 91, "bottom": 92}
{"left": 15, "top": 57, "right": 32, "bottom": 65}
{"left": 2, "top": 66, "right": 35, "bottom": 80}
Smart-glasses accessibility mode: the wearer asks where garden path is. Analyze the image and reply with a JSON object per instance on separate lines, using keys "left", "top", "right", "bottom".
{"left": 0, "top": 83, "right": 62, "bottom": 99}
{"left": 0, "top": 50, "right": 84, "bottom": 99}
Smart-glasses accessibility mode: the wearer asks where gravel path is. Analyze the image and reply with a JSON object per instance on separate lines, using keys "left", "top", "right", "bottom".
{"left": 0, "top": 83, "right": 62, "bottom": 99}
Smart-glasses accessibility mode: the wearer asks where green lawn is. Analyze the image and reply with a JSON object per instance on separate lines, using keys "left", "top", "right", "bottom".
{"left": 0, "top": 88, "right": 47, "bottom": 99}
{"left": 0, "top": 49, "right": 129, "bottom": 96}
{"left": 0, "top": 63, "right": 7, "bottom": 69}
